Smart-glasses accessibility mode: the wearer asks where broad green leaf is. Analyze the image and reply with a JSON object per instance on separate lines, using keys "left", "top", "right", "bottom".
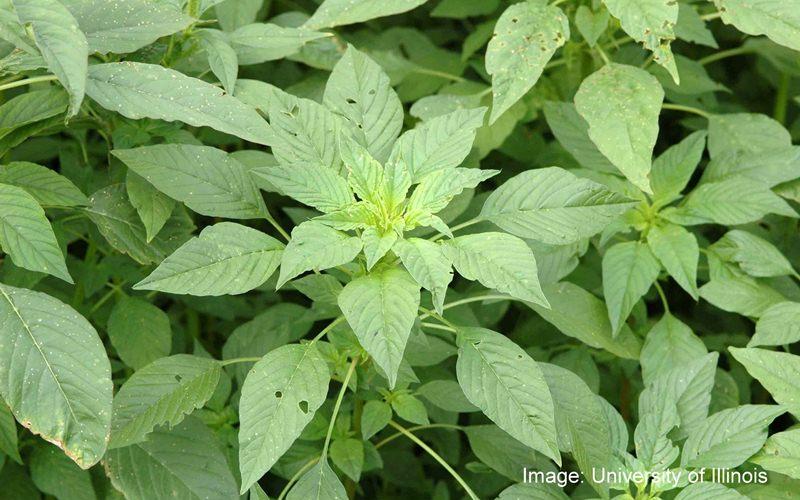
{"left": 456, "top": 327, "right": 560, "bottom": 463}
{"left": 360, "top": 400, "right": 391, "bottom": 440}
{"left": 674, "top": 481, "right": 745, "bottom": 500}
{"left": 602, "top": 241, "right": 660, "bottom": 335}
{"left": 641, "top": 314, "right": 706, "bottom": 385}
{"left": 278, "top": 221, "right": 362, "bottom": 287}
{"left": 339, "top": 135, "right": 383, "bottom": 205}
{"left": 0, "top": 161, "right": 87, "bottom": 207}
{"left": 29, "top": 443, "right": 95, "bottom": 500}
{"left": 113, "top": 144, "right": 267, "bottom": 219}
{"left": 702, "top": 147, "right": 800, "bottom": 187}
{"left": 229, "top": 23, "right": 329, "bottom": 65}
{"left": 730, "top": 347, "right": 800, "bottom": 417}
{"left": 86, "top": 62, "right": 275, "bottom": 145}
{"left": 497, "top": 483, "right": 570, "bottom": 500}
{"left": 574, "top": 63, "right": 664, "bottom": 193}
{"left": 542, "top": 101, "right": 617, "bottom": 174}
{"left": 650, "top": 130, "right": 706, "bottom": 206}
{"left": 442, "top": 232, "right": 548, "bottom": 306}
{"left": 604, "top": 0, "right": 679, "bottom": 81}
{"left": 215, "top": 0, "right": 260, "bottom": 32}
{"left": 13, "top": 0, "right": 88, "bottom": 117}
{"left": 388, "top": 107, "right": 486, "bottom": 182}
{"left": 647, "top": 223, "right": 699, "bottom": 299}
{"left": 361, "top": 227, "right": 398, "bottom": 270}
{"left": 0, "top": 284, "right": 112, "bottom": 468}
{"left": 699, "top": 275, "right": 785, "bottom": 318}
{"left": 712, "top": 229, "right": 796, "bottom": 278}
{"left": 540, "top": 362, "right": 612, "bottom": 498}
{"left": 485, "top": 1, "right": 569, "bottom": 123}
{"left": 239, "top": 343, "right": 330, "bottom": 493}
{"left": 0, "top": 462, "right": 45, "bottom": 500}
{"left": 417, "top": 379, "right": 477, "bottom": 413}
{"left": 134, "top": 222, "right": 283, "bottom": 296}
{"left": 751, "top": 428, "right": 800, "bottom": 479}
{"left": 304, "top": 0, "right": 428, "bottom": 29}
{"left": 292, "top": 274, "right": 343, "bottom": 305}
{"left": 707, "top": 112, "right": 791, "bottom": 157}
{"left": 0, "top": 88, "right": 68, "bottom": 139}
{"left": 391, "top": 393, "right": 429, "bottom": 425}
{"left": 675, "top": 4, "right": 718, "bottom": 48}
{"left": 108, "top": 297, "right": 171, "bottom": 370}
{"left": 749, "top": 302, "right": 800, "bottom": 347}
{"left": 528, "top": 281, "right": 642, "bottom": 359}
{"left": 465, "top": 424, "right": 555, "bottom": 482}
{"left": 0, "top": 400, "right": 21, "bottom": 464}
{"left": 62, "top": 0, "right": 193, "bottom": 54}
{"left": 407, "top": 168, "right": 497, "bottom": 217}
{"left": 0, "top": 183, "right": 71, "bottom": 282}
{"left": 431, "top": 0, "right": 499, "bottom": 18}
{"left": 681, "top": 404, "right": 784, "bottom": 468}
{"left": 634, "top": 405, "right": 679, "bottom": 472}
{"left": 106, "top": 417, "right": 238, "bottom": 500}
{"left": 108, "top": 354, "right": 220, "bottom": 449}
{"left": 126, "top": 170, "right": 175, "bottom": 242}
{"left": 394, "top": 237, "right": 453, "bottom": 314}
{"left": 338, "top": 266, "right": 420, "bottom": 387}
{"left": 713, "top": 0, "right": 800, "bottom": 51}
{"left": 250, "top": 163, "right": 353, "bottom": 213}
{"left": 481, "top": 167, "right": 635, "bottom": 245}
{"left": 196, "top": 28, "right": 238, "bottom": 94}
{"left": 287, "top": 458, "right": 347, "bottom": 500}
{"left": 575, "top": 6, "right": 609, "bottom": 47}
{"left": 676, "top": 177, "right": 797, "bottom": 225}
{"left": 330, "top": 438, "right": 364, "bottom": 481}
{"left": 324, "top": 46, "right": 403, "bottom": 163}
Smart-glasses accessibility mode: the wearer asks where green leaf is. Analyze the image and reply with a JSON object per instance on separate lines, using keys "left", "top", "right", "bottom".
{"left": 650, "top": 130, "right": 706, "bottom": 206}
{"left": 286, "top": 458, "right": 347, "bottom": 500}
{"left": 278, "top": 221, "right": 362, "bottom": 288}
{"left": 443, "top": 232, "right": 548, "bottom": 306}
{"left": 394, "top": 237, "right": 453, "bottom": 314}
{"left": 0, "top": 183, "right": 71, "bottom": 282}
{"left": 330, "top": 438, "right": 364, "bottom": 481}
{"left": 339, "top": 135, "right": 384, "bottom": 205}
{"left": 304, "top": 0, "right": 428, "bottom": 29}
{"left": 456, "top": 327, "right": 560, "bottom": 463}
{"left": 113, "top": 144, "right": 267, "bottom": 219}
{"left": 749, "top": 302, "right": 800, "bottom": 347}
{"left": 542, "top": 101, "right": 618, "bottom": 174}
{"left": 13, "top": 0, "right": 88, "bottom": 117}
{"left": 481, "top": 167, "right": 635, "bottom": 245}
{"left": 62, "top": 0, "right": 193, "bottom": 54}
{"left": 675, "top": 482, "right": 745, "bottom": 500}
{"left": 713, "top": 0, "right": 800, "bottom": 51}
{"left": 229, "top": 23, "right": 329, "bottom": 65}
{"left": 675, "top": 4, "right": 718, "bottom": 48}
{"left": 108, "top": 297, "right": 171, "bottom": 370}
{"left": 0, "top": 161, "right": 86, "bottom": 207}
{"left": 730, "top": 347, "right": 800, "bottom": 418}
{"left": 417, "top": 379, "right": 477, "bottom": 413}
{"left": 86, "top": 62, "right": 275, "bottom": 145}
{"left": 108, "top": 354, "right": 220, "bottom": 449}
{"left": 0, "top": 283, "right": 112, "bottom": 468}
{"left": 0, "top": 88, "right": 68, "bottom": 139}
{"left": 677, "top": 177, "right": 797, "bottom": 225}
{"left": 466, "top": 425, "right": 553, "bottom": 482}
{"left": 360, "top": 400, "right": 391, "bottom": 440}
{"left": 324, "top": 46, "right": 403, "bottom": 163}
{"left": 647, "top": 223, "right": 699, "bottom": 299}
{"left": 707, "top": 112, "right": 791, "bottom": 157}
{"left": 126, "top": 170, "right": 175, "bottom": 242}
{"left": 250, "top": 163, "right": 353, "bottom": 213}
{"left": 528, "top": 281, "right": 642, "bottom": 359}
{"left": 681, "top": 404, "right": 784, "bottom": 468}
{"left": 391, "top": 393, "right": 429, "bottom": 425}
{"left": 106, "top": 417, "right": 239, "bottom": 500}
{"left": 407, "top": 168, "right": 497, "bottom": 217}
{"left": 29, "top": 443, "right": 95, "bottom": 500}
{"left": 486, "top": 1, "right": 569, "bottom": 123}
{"left": 134, "top": 222, "right": 283, "bottom": 296}
{"left": 0, "top": 400, "right": 21, "bottom": 464}
{"left": 574, "top": 63, "right": 664, "bottom": 193}
{"left": 699, "top": 275, "right": 785, "bottom": 318}
{"left": 497, "top": 483, "right": 570, "bottom": 500}
{"left": 196, "top": 28, "right": 238, "bottom": 94}
{"left": 238, "top": 343, "right": 330, "bottom": 493}
{"left": 292, "top": 274, "right": 343, "bottom": 305}
{"left": 361, "top": 227, "right": 398, "bottom": 270}
{"left": 603, "top": 0, "right": 679, "bottom": 82}
{"left": 338, "top": 266, "right": 420, "bottom": 387}
{"left": 702, "top": 147, "right": 800, "bottom": 188}
{"left": 641, "top": 314, "right": 706, "bottom": 385}
{"left": 575, "top": 6, "right": 609, "bottom": 47}
{"left": 602, "top": 241, "right": 660, "bottom": 335}
{"left": 751, "top": 428, "right": 800, "bottom": 479}
{"left": 215, "top": 0, "right": 260, "bottom": 32}
{"left": 712, "top": 229, "right": 796, "bottom": 278}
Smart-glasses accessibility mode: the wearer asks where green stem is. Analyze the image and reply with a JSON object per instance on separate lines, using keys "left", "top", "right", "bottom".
{"left": 311, "top": 316, "right": 346, "bottom": 343}
{"left": 429, "top": 217, "right": 483, "bottom": 242}
{"left": 322, "top": 358, "right": 358, "bottom": 456}
{"left": 418, "top": 306, "right": 458, "bottom": 330}
{"left": 265, "top": 211, "right": 291, "bottom": 242}
{"left": 219, "top": 357, "right": 263, "bottom": 366}
{"left": 699, "top": 46, "right": 754, "bottom": 65}
{"left": 653, "top": 281, "right": 670, "bottom": 314}
{"left": 277, "top": 456, "right": 320, "bottom": 500}
{"left": 187, "top": 0, "right": 200, "bottom": 17}
{"left": 700, "top": 11, "right": 722, "bottom": 21}
{"left": 387, "top": 420, "right": 478, "bottom": 500}
{"left": 774, "top": 73, "right": 791, "bottom": 124}
{"left": 595, "top": 45, "right": 611, "bottom": 65}
{"left": 410, "top": 67, "right": 465, "bottom": 83}
{"left": 375, "top": 423, "right": 464, "bottom": 449}
{"left": 0, "top": 75, "right": 59, "bottom": 92}
{"left": 440, "top": 294, "right": 515, "bottom": 312}
{"left": 420, "top": 322, "right": 458, "bottom": 333}
{"left": 662, "top": 103, "right": 711, "bottom": 119}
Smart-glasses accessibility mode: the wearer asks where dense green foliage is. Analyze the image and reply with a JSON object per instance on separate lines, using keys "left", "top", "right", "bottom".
{"left": 1, "top": 0, "right": 800, "bottom": 498}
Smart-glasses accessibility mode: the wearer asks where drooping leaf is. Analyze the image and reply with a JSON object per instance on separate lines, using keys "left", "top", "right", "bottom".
{"left": 699, "top": 275, "right": 785, "bottom": 318}
{"left": 713, "top": 0, "right": 800, "bottom": 51}
{"left": 0, "top": 89, "right": 68, "bottom": 139}
{"left": 749, "top": 302, "right": 800, "bottom": 347}
{"left": 730, "top": 347, "right": 800, "bottom": 417}
{"left": 29, "top": 443, "right": 95, "bottom": 500}
{"left": 675, "top": 177, "right": 797, "bottom": 225}
{"left": 278, "top": 220, "right": 362, "bottom": 287}
{"left": 108, "top": 296, "right": 171, "bottom": 370}
{"left": 250, "top": 163, "right": 353, "bottom": 213}
{"left": 394, "top": 237, "right": 453, "bottom": 314}
{"left": 640, "top": 314, "right": 706, "bottom": 385}
{"left": 126, "top": 170, "right": 175, "bottom": 242}
{"left": 196, "top": 28, "right": 238, "bottom": 94}
{"left": 751, "top": 428, "right": 800, "bottom": 479}
{"left": 602, "top": 241, "right": 661, "bottom": 335}
{"left": 712, "top": 229, "right": 796, "bottom": 278}
{"left": 647, "top": 223, "right": 699, "bottom": 299}
{"left": 229, "top": 23, "right": 329, "bottom": 65}
{"left": 650, "top": 130, "right": 706, "bottom": 206}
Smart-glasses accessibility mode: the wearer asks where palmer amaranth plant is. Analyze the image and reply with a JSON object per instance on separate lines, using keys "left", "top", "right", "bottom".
{"left": 0, "top": 0, "right": 799, "bottom": 499}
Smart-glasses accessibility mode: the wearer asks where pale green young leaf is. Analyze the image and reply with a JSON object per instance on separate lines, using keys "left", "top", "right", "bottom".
{"left": 108, "top": 297, "right": 171, "bottom": 370}
{"left": 442, "top": 232, "right": 548, "bottom": 307}
{"left": 338, "top": 266, "right": 420, "bottom": 387}
{"left": 675, "top": 3, "right": 718, "bottom": 48}
{"left": 634, "top": 407, "right": 679, "bottom": 471}
{"left": 0, "top": 400, "right": 21, "bottom": 464}
{"left": 391, "top": 393, "right": 429, "bottom": 425}
{"left": 361, "top": 227, "right": 398, "bottom": 270}
{"left": 62, "top": 0, "right": 193, "bottom": 54}
{"left": 108, "top": 354, "right": 220, "bottom": 449}
{"left": 314, "top": 201, "right": 377, "bottom": 231}
{"left": 382, "top": 155, "right": 412, "bottom": 213}
{"left": 602, "top": 241, "right": 661, "bottom": 335}
{"left": 278, "top": 221, "right": 362, "bottom": 287}
{"left": 126, "top": 170, "right": 175, "bottom": 242}
{"left": 707, "top": 113, "right": 791, "bottom": 157}
{"left": 196, "top": 28, "right": 238, "bottom": 94}
{"left": 712, "top": 229, "right": 796, "bottom": 278}
{"left": 29, "top": 443, "right": 94, "bottom": 500}
{"left": 542, "top": 101, "right": 618, "bottom": 174}
{"left": 486, "top": 1, "right": 569, "bottom": 123}
{"left": 677, "top": 177, "right": 797, "bottom": 225}
{"left": 650, "top": 130, "right": 706, "bottom": 206}
{"left": 229, "top": 23, "right": 329, "bottom": 65}
{"left": 304, "top": 0, "right": 428, "bottom": 29}
{"left": 87, "top": 62, "right": 275, "bottom": 145}
{"left": 407, "top": 167, "right": 498, "bottom": 216}
{"left": 681, "top": 404, "right": 784, "bottom": 468}
{"left": 239, "top": 343, "right": 330, "bottom": 493}
{"left": 106, "top": 417, "right": 238, "bottom": 500}
{"left": 339, "top": 135, "right": 384, "bottom": 205}
{"left": 251, "top": 163, "right": 353, "bottom": 213}
{"left": 730, "top": 347, "right": 800, "bottom": 417}
{"left": 456, "top": 327, "right": 560, "bottom": 464}
{"left": 393, "top": 237, "right": 453, "bottom": 314}
{"left": 0, "top": 89, "right": 68, "bottom": 139}
{"left": 360, "top": 400, "right": 391, "bottom": 440}
{"left": 749, "top": 302, "right": 800, "bottom": 347}
{"left": 575, "top": 6, "right": 609, "bottom": 47}
{"left": 641, "top": 314, "right": 706, "bottom": 385}
{"left": 113, "top": 144, "right": 267, "bottom": 219}
{"left": 713, "top": 0, "right": 800, "bottom": 51}
{"left": 13, "top": 0, "right": 88, "bottom": 117}
{"left": 286, "top": 458, "right": 347, "bottom": 500}
{"left": 699, "top": 275, "right": 785, "bottom": 318}
{"left": 647, "top": 223, "right": 699, "bottom": 299}
{"left": 324, "top": 46, "right": 403, "bottom": 163}
{"left": 574, "top": 63, "right": 664, "bottom": 193}
{"left": 702, "top": 147, "right": 800, "bottom": 188}
{"left": 135, "top": 222, "right": 283, "bottom": 296}
{"left": 330, "top": 438, "right": 364, "bottom": 482}
{"left": 750, "top": 428, "right": 800, "bottom": 479}
{"left": 0, "top": 183, "right": 71, "bottom": 282}
{"left": 0, "top": 161, "right": 87, "bottom": 207}
{"left": 0, "top": 284, "right": 112, "bottom": 468}
{"left": 481, "top": 167, "right": 636, "bottom": 245}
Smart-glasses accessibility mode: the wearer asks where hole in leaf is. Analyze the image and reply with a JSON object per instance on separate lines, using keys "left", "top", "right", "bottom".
{"left": 367, "top": 89, "right": 376, "bottom": 95}
{"left": 517, "top": 354, "right": 523, "bottom": 360}
{"left": 346, "top": 98, "right": 357, "bottom": 104}
{"left": 472, "top": 340, "right": 482, "bottom": 347}
{"left": 299, "top": 400, "right": 309, "bottom": 414}
{"left": 275, "top": 391, "right": 283, "bottom": 399}
{"left": 174, "top": 375, "right": 183, "bottom": 382}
